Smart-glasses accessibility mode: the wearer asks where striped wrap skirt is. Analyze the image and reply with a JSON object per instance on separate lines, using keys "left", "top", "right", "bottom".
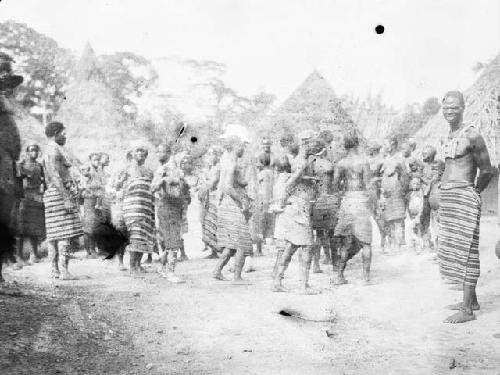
{"left": 155, "top": 196, "right": 183, "bottom": 251}
{"left": 334, "top": 191, "right": 372, "bottom": 244}
{"left": 123, "top": 178, "right": 155, "bottom": 253}
{"left": 201, "top": 191, "right": 218, "bottom": 249}
{"left": 216, "top": 194, "right": 253, "bottom": 255}
{"left": 44, "top": 186, "right": 83, "bottom": 242}
{"left": 438, "top": 182, "right": 481, "bottom": 286}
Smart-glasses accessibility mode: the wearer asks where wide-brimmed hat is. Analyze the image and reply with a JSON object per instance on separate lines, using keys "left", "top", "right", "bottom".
{"left": 0, "top": 53, "right": 23, "bottom": 90}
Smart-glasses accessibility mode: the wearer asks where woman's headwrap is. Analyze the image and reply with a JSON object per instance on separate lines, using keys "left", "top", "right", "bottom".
{"left": 25, "top": 142, "right": 40, "bottom": 153}
{"left": 129, "top": 140, "right": 149, "bottom": 157}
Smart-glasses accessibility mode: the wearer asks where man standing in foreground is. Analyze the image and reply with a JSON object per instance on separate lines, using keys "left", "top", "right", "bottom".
{"left": 438, "top": 91, "right": 493, "bottom": 324}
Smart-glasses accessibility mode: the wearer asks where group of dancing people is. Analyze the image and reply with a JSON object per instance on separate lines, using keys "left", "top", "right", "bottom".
{"left": 0, "top": 50, "right": 493, "bottom": 324}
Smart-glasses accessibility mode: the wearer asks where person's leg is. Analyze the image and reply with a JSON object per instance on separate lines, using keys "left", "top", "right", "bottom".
{"left": 15, "top": 236, "right": 27, "bottom": 265}
{"left": 117, "top": 245, "right": 126, "bottom": 271}
{"left": 166, "top": 249, "right": 184, "bottom": 283}
{"left": 320, "top": 230, "right": 332, "bottom": 265}
{"left": 28, "top": 236, "right": 41, "bottom": 262}
{"left": 329, "top": 236, "right": 340, "bottom": 269}
{"left": 212, "top": 247, "right": 232, "bottom": 280}
{"left": 59, "top": 240, "right": 77, "bottom": 280}
{"left": 47, "top": 240, "right": 60, "bottom": 279}
{"left": 178, "top": 239, "right": 188, "bottom": 261}
{"left": 233, "top": 249, "right": 251, "bottom": 285}
{"left": 312, "top": 232, "right": 322, "bottom": 273}
{"left": 334, "top": 237, "right": 350, "bottom": 285}
{"left": 299, "top": 246, "right": 321, "bottom": 294}
{"left": 394, "top": 220, "right": 404, "bottom": 250}
{"left": 129, "top": 251, "right": 139, "bottom": 275}
{"left": 272, "top": 242, "right": 298, "bottom": 292}
{"left": 361, "top": 243, "right": 372, "bottom": 284}
{"left": 444, "top": 284, "right": 477, "bottom": 323}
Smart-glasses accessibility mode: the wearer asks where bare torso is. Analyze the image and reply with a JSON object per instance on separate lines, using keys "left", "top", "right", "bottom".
{"left": 337, "top": 154, "right": 370, "bottom": 191}
{"left": 311, "top": 157, "right": 334, "bottom": 195}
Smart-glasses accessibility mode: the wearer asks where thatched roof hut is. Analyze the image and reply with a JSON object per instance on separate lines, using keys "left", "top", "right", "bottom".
{"left": 55, "top": 43, "right": 148, "bottom": 171}
{"left": 262, "top": 70, "right": 359, "bottom": 143}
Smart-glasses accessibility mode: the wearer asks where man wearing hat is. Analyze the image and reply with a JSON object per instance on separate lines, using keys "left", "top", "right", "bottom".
{"left": 43, "top": 121, "right": 84, "bottom": 280}
{"left": 0, "top": 52, "right": 23, "bottom": 282}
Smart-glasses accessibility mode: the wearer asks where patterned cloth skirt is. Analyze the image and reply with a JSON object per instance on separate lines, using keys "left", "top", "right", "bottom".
{"left": 202, "top": 191, "right": 218, "bottom": 248}
{"left": 83, "top": 197, "right": 102, "bottom": 234}
{"left": 250, "top": 201, "right": 275, "bottom": 240}
{"left": 17, "top": 198, "right": 45, "bottom": 238}
{"left": 44, "top": 186, "right": 83, "bottom": 242}
{"left": 274, "top": 196, "right": 314, "bottom": 247}
{"left": 123, "top": 178, "right": 155, "bottom": 253}
{"left": 156, "top": 196, "right": 183, "bottom": 250}
{"left": 438, "top": 182, "right": 481, "bottom": 286}
{"left": 382, "top": 192, "right": 406, "bottom": 222}
{"left": 334, "top": 191, "right": 372, "bottom": 244}
{"left": 311, "top": 193, "right": 340, "bottom": 230}
{"left": 216, "top": 194, "right": 253, "bottom": 255}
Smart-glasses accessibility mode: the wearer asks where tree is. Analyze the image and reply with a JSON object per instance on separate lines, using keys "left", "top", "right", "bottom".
{"left": 99, "top": 52, "right": 159, "bottom": 119}
{"left": 422, "top": 97, "right": 440, "bottom": 118}
{"left": 0, "top": 20, "right": 74, "bottom": 123}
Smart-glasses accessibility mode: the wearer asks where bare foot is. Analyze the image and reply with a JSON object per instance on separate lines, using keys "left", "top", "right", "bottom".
{"left": 213, "top": 273, "right": 228, "bottom": 281}
{"left": 321, "top": 258, "right": 332, "bottom": 265}
{"left": 333, "top": 277, "right": 348, "bottom": 285}
{"left": 59, "top": 272, "right": 79, "bottom": 281}
{"left": 29, "top": 255, "right": 42, "bottom": 264}
{"left": 272, "top": 285, "right": 289, "bottom": 293}
{"left": 444, "top": 310, "right": 476, "bottom": 324}
{"left": 232, "top": 277, "right": 252, "bottom": 285}
{"left": 178, "top": 255, "right": 188, "bottom": 262}
{"left": 244, "top": 265, "right": 256, "bottom": 273}
{"left": 118, "top": 264, "right": 127, "bottom": 272}
{"left": 363, "top": 279, "right": 372, "bottom": 286}
{"left": 167, "top": 274, "right": 186, "bottom": 284}
{"left": 8, "top": 263, "right": 23, "bottom": 271}
{"left": 313, "top": 268, "right": 323, "bottom": 274}
{"left": 204, "top": 253, "right": 219, "bottom": 259}
{"left": 446, "top": 302, "right": 480, "bottom": 311}
{"left": 298, "top": 287, "right": 322, "bottom": 295}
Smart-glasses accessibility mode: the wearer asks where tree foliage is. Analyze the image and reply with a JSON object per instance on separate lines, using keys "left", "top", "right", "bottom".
{"left": 99, "top": 52, "right": 159, "bottom": 119}
{"left": 0, "top": 20, "right": 74, "bottom": 122}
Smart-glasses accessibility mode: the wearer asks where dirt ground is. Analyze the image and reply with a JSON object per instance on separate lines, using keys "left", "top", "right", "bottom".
{"left": 1, "top": 203, "right": 500, "bottom": 375}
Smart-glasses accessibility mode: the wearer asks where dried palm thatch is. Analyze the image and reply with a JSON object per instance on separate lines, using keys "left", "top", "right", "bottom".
{"left": 415, "top": 52, "right": 500, "bottom": 165}
{"left": 261, "top": 70, "right": 359, "bottom": 149}
{"left": 55, "top": 43, "right": 146, "bottom": 171}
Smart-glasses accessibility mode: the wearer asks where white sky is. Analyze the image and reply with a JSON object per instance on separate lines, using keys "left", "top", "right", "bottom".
{"left": 0, "top": 0, "right": 499, "bottom": 109}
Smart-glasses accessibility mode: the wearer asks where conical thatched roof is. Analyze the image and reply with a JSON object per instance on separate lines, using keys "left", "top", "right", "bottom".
{"left": 415, "top": 52, "right": 500, "bottom": 164}
{"left": 262, "top": 70, "right": 358, "bottom": 143}
{"left": 55, "top": 43, "right": 143, "bottom": 170}
{"left": 74, "top": 42, "right": 106, "bottom": 83}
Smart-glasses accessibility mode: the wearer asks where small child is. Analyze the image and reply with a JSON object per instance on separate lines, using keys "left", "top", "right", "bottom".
{"left": 406, "top": 177, "right": 424, "bottom": 253}
{"left": 269, "top": 155, "right": 292, "bottom": 278}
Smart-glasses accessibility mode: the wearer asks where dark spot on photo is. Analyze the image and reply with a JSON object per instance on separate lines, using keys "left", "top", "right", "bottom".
{"left": 375, "top": 25, "right": 384, "bottom": 34}
{"left": 190, "top": 136, "right": 198, "bottom": 143}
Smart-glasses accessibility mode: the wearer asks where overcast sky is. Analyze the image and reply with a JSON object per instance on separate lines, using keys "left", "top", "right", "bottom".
{"left": 1, "top": 0, "right": 499, "bottom": 109}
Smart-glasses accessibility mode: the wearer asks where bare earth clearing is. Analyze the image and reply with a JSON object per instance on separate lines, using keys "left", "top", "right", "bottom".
{"left": 1, "top": 208, "right": 500, "bottom": 374}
